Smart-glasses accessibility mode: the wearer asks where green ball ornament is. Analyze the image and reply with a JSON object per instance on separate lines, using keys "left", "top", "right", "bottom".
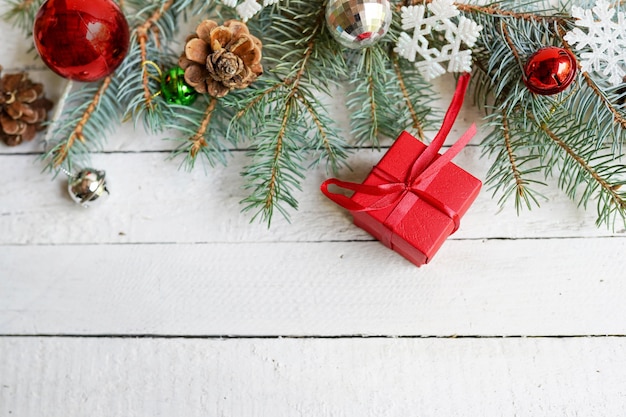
{"left": 161, "top": 67, "right": 197, "bottom": 106}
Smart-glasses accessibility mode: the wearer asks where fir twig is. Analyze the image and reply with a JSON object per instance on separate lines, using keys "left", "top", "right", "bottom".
{"left": 500, "top": 109, "right": 538, "bottom": 211}
{"left": 190, "top": 97, "right": 217, "bottom": 159}
{"left": 40, "top": 76, "right": 124, "bottom": 177}
{"left": 136, "top": 0, "right": 175, "bottom": 108}
{"left": 557, "top": 28, "right": 626, "bottom": 132}
{"left": 234, "top": 83, "right": 283, "bottom": 120}
{"left": 293, "top": 93, "right": 342, "bottom": 171}
{"left": 455, "top": 3, "right": 565, "bottom": 24}
{"left": 237, "top": 0, "right": 350, "bottom": 224}
{"left": 264, "top": 101, "right": 290, "bottom": 217}
{"left": 392, "top": 53, "right": 424, "bottom": 140}
{"left": 399, "top": 0, "right": 569, "bottom": 23}
{"left": 51, "top": 77, "right": 112, "bottom": 168}
{"left": 500, "top": 21, "right": 524, "bottom": 73}
{"left": 580, "top": 71, "right": 626, "bottom": 130}
{"left": 347, "top": 45, "right": 402, "bottom": 144}
{"left": 538, "top": 119, "right": 626, "bottom": 227}
{"left": 481, "top": 106, "right": 546, "bottom": 214}
{"left": 1, "top": 0, "right": 43, "bottom": 34}
{"left": 117, "top": 0, "right": 180, "bottom": 133}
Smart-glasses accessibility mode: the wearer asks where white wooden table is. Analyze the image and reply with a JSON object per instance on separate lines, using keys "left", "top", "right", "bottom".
{"left": 1, "top": 14, "right": 626, "bottom": 416}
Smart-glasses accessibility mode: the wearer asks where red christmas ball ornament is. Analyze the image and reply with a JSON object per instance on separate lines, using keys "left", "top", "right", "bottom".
{"left": 33, "top": 0, "right": 130, "bottom": 82}
{"left": 523, "top": 46, "right": 578, "bottom": 95}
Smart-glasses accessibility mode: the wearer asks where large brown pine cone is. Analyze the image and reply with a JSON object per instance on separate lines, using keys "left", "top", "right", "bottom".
{"left": 0, "top": 67, "right": 53, "bottom": 146}
{"left": 179, "top": 20, "right": 263, "bottom": 98}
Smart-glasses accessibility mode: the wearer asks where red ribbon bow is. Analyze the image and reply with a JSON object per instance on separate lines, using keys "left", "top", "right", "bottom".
{"left": 321, "top": 73, "right": 476, "bottom": 246}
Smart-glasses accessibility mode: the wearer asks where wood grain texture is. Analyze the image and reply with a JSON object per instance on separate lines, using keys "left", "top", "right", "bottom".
{"left": 2, "top": 337, "right": 625, "bottom": 417}
{"left": 2, "top": 239, "right": 624, "bottom": 336}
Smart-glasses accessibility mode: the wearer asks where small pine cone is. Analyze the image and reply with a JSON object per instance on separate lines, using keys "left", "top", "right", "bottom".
{"left": 0, "top": 67, "right": 53, "bottom": 146}
{"left": 179, "top": 19, "right": 263, "bottom": 98}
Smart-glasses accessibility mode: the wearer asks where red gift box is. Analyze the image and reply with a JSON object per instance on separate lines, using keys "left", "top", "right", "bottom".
{"left": 321, "top": 74, "right": 481, "bottom": 266}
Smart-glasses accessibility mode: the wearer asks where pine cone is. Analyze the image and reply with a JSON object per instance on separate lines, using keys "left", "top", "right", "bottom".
{"left": 179, "top": 20, "right": 263, "bottom": 98}
{"left": 0, "top": 66, "right": 53, "bottom": 146}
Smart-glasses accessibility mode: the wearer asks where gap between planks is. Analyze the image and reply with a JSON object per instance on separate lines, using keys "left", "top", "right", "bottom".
{"left": 0, "top": 235, "right": 624, "bottom": 247}
{"left": 1, "top": 334, "right": 624, "bottom": 339}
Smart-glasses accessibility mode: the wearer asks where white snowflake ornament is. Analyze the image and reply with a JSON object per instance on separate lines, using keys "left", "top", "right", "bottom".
{"left": 222, "top": 0, "right": 281, "bottom": 22}
{"left": 564, "top": 0, "right": 626, "bottom": 86}
{"left": 394, "top": 0, "right": 482, "bottom": 81}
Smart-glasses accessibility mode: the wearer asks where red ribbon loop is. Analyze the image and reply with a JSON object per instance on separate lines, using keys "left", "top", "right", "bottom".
{"left": 321, "top": 73, "right": 475, "bottom": 236}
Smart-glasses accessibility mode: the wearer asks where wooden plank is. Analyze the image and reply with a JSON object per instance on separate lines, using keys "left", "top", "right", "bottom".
{"left": 1, "top": 151, "right": 621, "bottom": 245}
{"left": 1, "top": 239, "right": 624, "bottom": 336}
{"left": 1, "top": 336, "right": 625, "bottom": 416}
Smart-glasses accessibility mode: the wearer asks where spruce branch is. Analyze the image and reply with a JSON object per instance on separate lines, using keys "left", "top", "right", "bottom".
{"left": 262, "top": 100, "right": 289, "bottom": 218}
{"left": 136, "top": 0, "right": 174, "bottom": 108}
{"left": 500, "top": 109, "right": 543, "bottom": 211}
{"left": 500, "top": 21, "right": 524, "bottom": 72}
{"left": 347, "top": 45, "right": 404, "bottom": 145}
{"left": 366, "top": 72, "right": 379, "bottom": 140}
{"left": 392, "top": 53, "right": 424, "bottom": 140}
{"left": 293, "top": 89, "right": 349, "bottom": 173}
{"left": 234, "top": 0, "right": 350, "bottom": 223}
{"left": 233, "top": 82, "right": 283, "bottom": 121}
{"left": 51, "top": 77, "right": 112, "bottom": 168}
{"left": 556, "top": 27, "right": 626, "bottom": 145}
{"left": 117, "top": 0, "right": 179, "bottom": 133}
{"left": 399, "top": 0, "right": 570, "bottom": 23}
{"left": 294, "top": 94, "right": 335, "bottom": 165}
{"left": 481, "top": 106, "right": 547, "bottom": 213}
{"left": 580, "top": 72, "right": 626, "bottom": 131}
{"left": 501, "top": 113, "right": 525, "bottom": 200}
{"left": 239, "top": 90, "right": 307, "bottom": 225}
{"left": 43, "top": 76, "right": 122, "bottom": 174}
{"left": 469, "top": 0, "right": 626, "bottom": 228}
{"left": 1, "top": 0, "right": 44, "bottom": 35}
{"left": 166, "top": 95, "right": 231, "bottom": 170}
{"left": 536, "top": 117, "right": 626, "bottom": 227}
{"left": 189, "top": 97, "right": 217, "bottom": 159}
{"left": 455, "top": 3, "right": 566, "bottom": 24}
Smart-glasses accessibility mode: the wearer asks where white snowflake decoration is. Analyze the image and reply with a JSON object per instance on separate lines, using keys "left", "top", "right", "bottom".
{"left": 564, "top": 0, "right": 626, "bottom": 86}
{"left": 222, "top": 0, "right": 281, "bottom": 22}
{"left": 394, "top": 0, "right": 482, "bottom": 81}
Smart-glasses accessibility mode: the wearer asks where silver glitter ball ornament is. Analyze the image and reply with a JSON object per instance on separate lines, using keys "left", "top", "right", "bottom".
{"left": 68, "top": 168, "right": 109, "bottom": 207}
{"left": 325, "top": 0, "right": 392, "bottom": 49}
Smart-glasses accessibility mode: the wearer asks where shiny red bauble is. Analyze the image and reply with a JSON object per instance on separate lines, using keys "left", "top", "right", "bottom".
{"left": 523, "top": 46, "right": 578, "bottom": 95}
{"left": 33, "top": 0, "right": 130, "bottom": 82}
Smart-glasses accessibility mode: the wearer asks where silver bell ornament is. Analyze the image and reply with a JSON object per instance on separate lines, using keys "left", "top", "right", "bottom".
{"left": 68, "top": 168, "right": 109, "bottom": 207}
{"left": 325, "top": 0, "right": 392, "bottom": 49}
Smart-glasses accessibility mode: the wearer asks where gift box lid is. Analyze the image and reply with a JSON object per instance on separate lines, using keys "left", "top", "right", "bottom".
{"left": 351, "top": 131, "right": 482, "bottom": 265}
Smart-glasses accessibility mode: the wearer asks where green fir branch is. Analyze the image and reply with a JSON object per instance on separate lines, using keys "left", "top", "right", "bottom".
{"left": 392, "top": 54, "right": 425, "bottom": 140}
{"left": 481, "top": 108, "right": 547, "bottom": 212}
{"left": 240, "top": 92, "right": 306, "bottom": 225}
{"left": 467, "top": 0, "right": 626, "bottom": 227}
{"left": 293, "top": 90, "right": 348, "bottom": 173}
{"left": 167, "top": 96, "right": 230, "bottom": 170}
{"left": 390, "top": 53, "right": 438, "bottom": 140}
{"left": 233, "top": 0, "right": 351, "bottom": 223}
{"left": 558, "top": 27, "right": 626, "bottom": 150}
{"left": 533, "top": 112, "right": 626, "bottom": 228}
{"left": 1, "top": 0, "right": 44, "bottom": 36}
{"left": 117, "top": 0, "right": 179, "bottom": 133}
{"left": 43, "top": 77, "right": 123, "bottom": 174}
{"left": 347, "top": 45, "right": 405, "bottom": 145}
